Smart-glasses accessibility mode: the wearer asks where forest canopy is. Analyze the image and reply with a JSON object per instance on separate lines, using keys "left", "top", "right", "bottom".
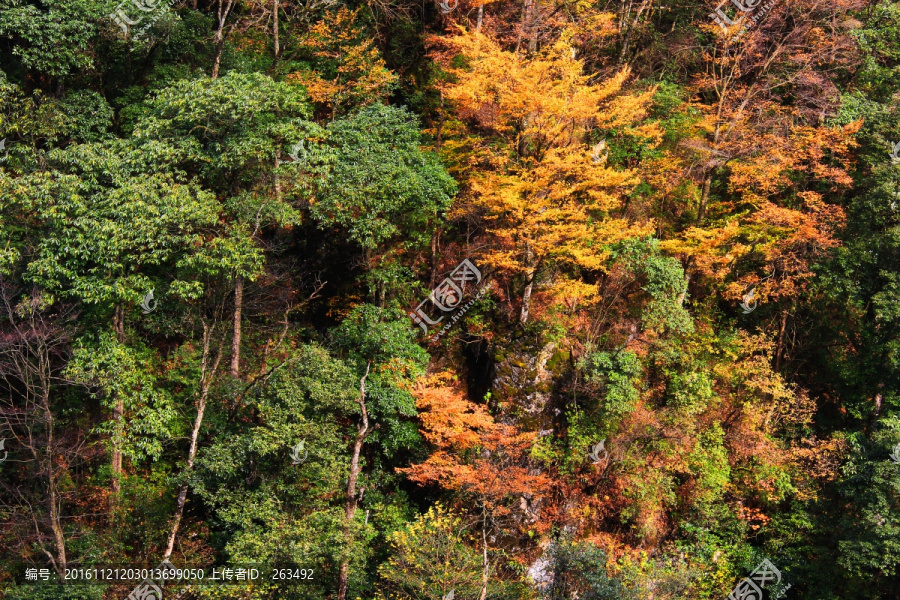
{"left": 0, "top": 0, "right": 899, "bottom": 598}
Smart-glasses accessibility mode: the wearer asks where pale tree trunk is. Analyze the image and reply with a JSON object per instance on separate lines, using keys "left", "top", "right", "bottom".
{"left": 515, "top": 0, "right": 534, "bottom": 53}
{"left": 164, "top": 323, "right": 225, "bottom": 560}
{"left": 336, "top": 363, "right": 372, "bottom": 600}
{"left": 211, "top": 0, "right": 235, "bottom": 79}
{"left": 696, "top": 172, "right": 713, "bottom": 223}
{"left": 519, "top": 243, "right": 535, "bottom": 324}
{"left": 528, "top": 0, "right": 540, "bottom": 52}
{"left": 617, "top": 0, "right": 653, "bottom": 65}
{"left": 273, "top": 0, "right": 279, "bottom": 58}
{"left": 231, "top": 276, "right": 243, "bottom": 378}
{"left": 478, "top": 508, "right": 489, "bottom": 600}
{"left": 476, "top": 2, "right": 483, "bottom": 31}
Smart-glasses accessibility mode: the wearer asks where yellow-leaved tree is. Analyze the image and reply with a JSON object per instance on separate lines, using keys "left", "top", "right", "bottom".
{"left": 289, "top": 7, "right": 397, "bottom": 119}
{"left": 436, "top": 30, "right": 662, "bottom": 323}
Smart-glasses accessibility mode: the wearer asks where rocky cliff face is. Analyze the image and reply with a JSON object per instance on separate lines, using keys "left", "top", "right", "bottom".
{"left": 491, "top": 340, "right": 563, "bottom": 429}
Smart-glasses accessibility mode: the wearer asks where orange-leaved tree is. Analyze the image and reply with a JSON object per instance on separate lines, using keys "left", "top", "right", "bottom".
{"left": 658, "top": 0, "right": 860, "bottom": 322}
{"left": 400, "top": 373, "right": 550, "bottom": 599}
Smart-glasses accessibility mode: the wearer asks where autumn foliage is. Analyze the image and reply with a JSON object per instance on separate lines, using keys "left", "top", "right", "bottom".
{"left": 1, "top": 0, "right": 898, "bottom": 597}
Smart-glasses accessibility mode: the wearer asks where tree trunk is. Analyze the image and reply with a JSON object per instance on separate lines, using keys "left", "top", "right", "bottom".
{"left": 617, "top": 0, "right": 653, "bottom": 65}
{"left": 365, "top": 247, "right": 378, "bottom": 304}
{"left": 515, "top": 0, "right": 534, "bottom": 53}
{"left": 275, "top": 152, "right": 282, "bottom": 202}
{"left": 678, "top": 270, "right": 692, "bottom": 308}
{"left": 44, "top": 396, "right": 67, "bottom": 577}
{"left": 476, "top": 3, "right": 483, "bottom": 31}
{"left": 775, "top": 309, "right": 787, "bottom": 372}
{"left": 430, "top": 227, "right": 441, "bottom": 290}
{"left": 697, "top": 172, "right": 713, "bottom": 223}
{"left": 231, "top": 275, "right": 243, "bottom": 378}
{"left": 111, "top": 400, "right": 123, "bottom": 496}
{"left": 212, "top": 38, "right": 226, "bottom": 79}
{"left": 528, "top": 0, "right": 541, "bottom": 52}
{"left": 519, "top": 244, "right": 535, "bottom": 325}
{"left": 679, "top": 171, "right": 713, "bottom": 307}
{"left": 478, "top": 511, "right": 489, "bottom": 600}
{"left": 336, "top": 363, "right": 372, "bottom": 600}
{"left": 111, "top": 304, "right": 126, "bottom": 497}
{"left": 211, "top": 0, "right": 235, "bottom": 79}
{"left": 164, "top": 324, "right": 224, "bottom": 560}
{"left": 436, "top": 89, "right": 444, "bottom": 153}
{"left": 273, "top": 0, "right": 279, "bottom": 58}
{"left": 0, "top": 289, "right": 72, "bottom": 578}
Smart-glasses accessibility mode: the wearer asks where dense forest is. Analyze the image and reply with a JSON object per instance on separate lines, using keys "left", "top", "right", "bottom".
{"left": 0, "top": 0, "right": 899, "bottom": 598}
